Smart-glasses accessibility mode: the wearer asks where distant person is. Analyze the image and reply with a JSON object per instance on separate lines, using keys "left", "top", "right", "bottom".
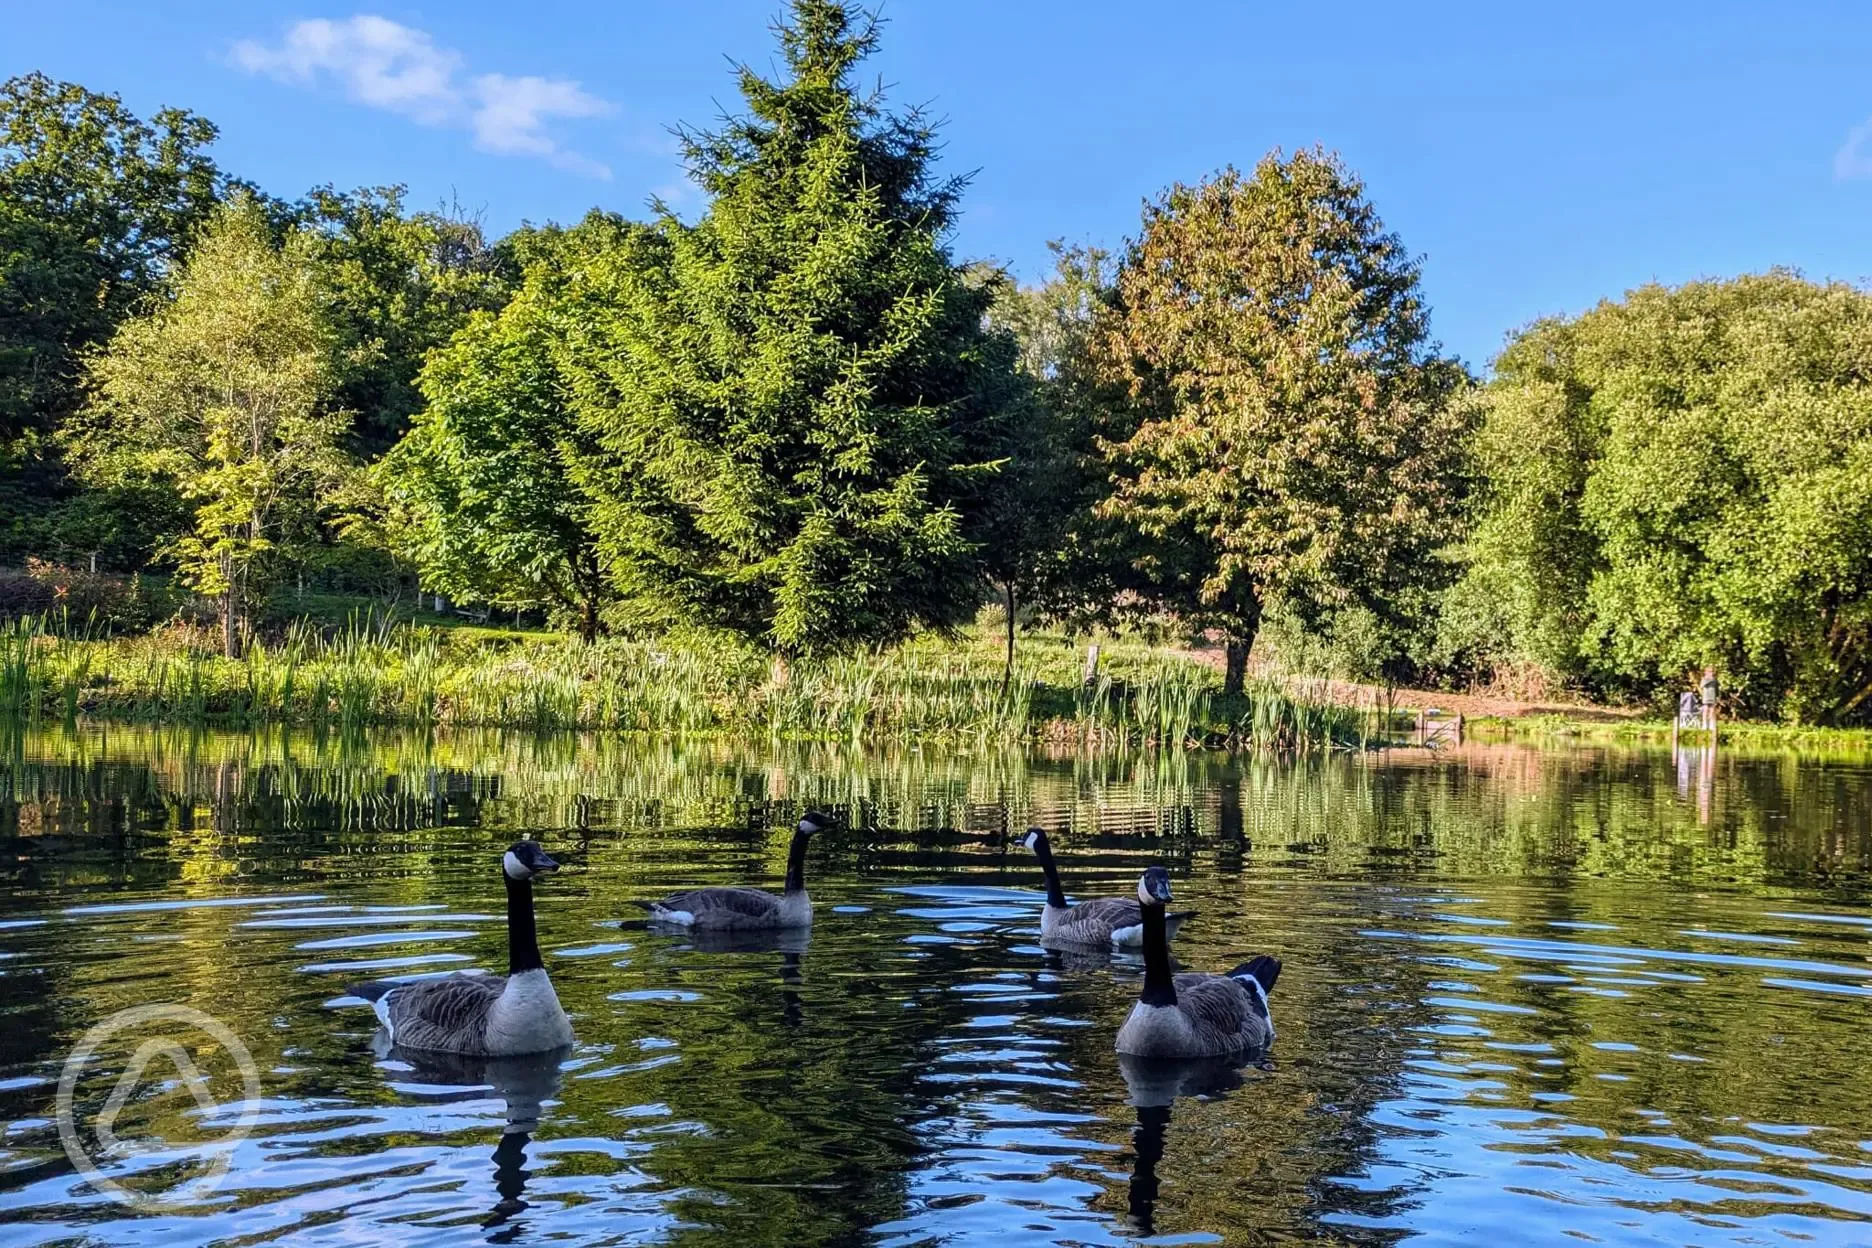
{"left": 1678, "top": 688, "right": 1698, "bottom": 730}
{"left": 1699, "top": 666, "right": 1719, "bottom": 734}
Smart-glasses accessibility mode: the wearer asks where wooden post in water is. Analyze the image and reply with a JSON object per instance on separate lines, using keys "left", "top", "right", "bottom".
{"left": 1083, "top": 644, "right": 1101, "bottom": 687}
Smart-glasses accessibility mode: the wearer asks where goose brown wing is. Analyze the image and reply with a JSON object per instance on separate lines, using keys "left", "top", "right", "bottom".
{"left": 656, "top": 886, "right": 784, "bottom": 920}
{"left": 386, "top": 972, "right": 506, "bottom": 1053}
{"left": 1054, "top": 896, "right": 1141, "bottom": 941}
{"left": 1173, "top": 973, "right": 1253, "bottom": 1040}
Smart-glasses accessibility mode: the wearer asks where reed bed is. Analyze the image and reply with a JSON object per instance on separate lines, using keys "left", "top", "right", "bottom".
{"left": 0, "top": 614, "right": 1384, "bottom": 752}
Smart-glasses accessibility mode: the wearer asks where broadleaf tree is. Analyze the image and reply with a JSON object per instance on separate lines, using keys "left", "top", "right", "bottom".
{"left": 377, "top": 217, "right": 621, "bottom": 640}
{"left": 982, "top": 243, "right": 1124, "bottom": 677}
{"left": 1092, "top": 149, "right": 1471, "bottom": 693}
{"left": 296, "top": 185, "right": 516, "bottom": 456}
{"left": 0, "top": 73, "right": 231, "bottom": 560}
{"left": 1450, "top": 272, "right": 1872, "bottom": 723}
{"left": 559, "top": 0, "right": 1019, "bottom": 657}
{"left": 66, "top": 195, "right": 348, "bottom": 655}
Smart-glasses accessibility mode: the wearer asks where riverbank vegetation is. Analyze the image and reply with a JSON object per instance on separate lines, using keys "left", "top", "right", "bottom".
{"left": 4, "top": 1, "right": 1869, "bottom": 734}
{"left": 0, "top": 613, "right": 1388, "bottom": 749}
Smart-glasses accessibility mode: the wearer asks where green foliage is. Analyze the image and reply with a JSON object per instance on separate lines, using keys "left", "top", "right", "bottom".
{"left": 983, "top": 243, "right": 1127, "bottom": 624}
{"left": 64, "top": 196, "right": 350, "bottom": 653}
{"left": 295, "top": 185, "right": 516, "bottom": 454}
{"left": 1455, "top": 272, "right": 1872, "bottom": 723}
{"left": 0, "top": 616, "right": 1377, "bottom": 751}
{"left": 0, "top": 73, "right": 231, "bottom": 560}
{"left": 377, "top": 218, "right": 617, "bottom": 638}
{"left": 559, "top": 1, "right": 1020, "bottom": 656}
{"left": 1091, "top": 150, "right": 1471, "bottom": 690}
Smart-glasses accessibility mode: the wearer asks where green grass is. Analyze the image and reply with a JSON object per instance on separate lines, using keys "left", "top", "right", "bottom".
{"left": 0, "top": 613, "right": 1386, "bottom": 752}
{"left": 1466, "top": 713, "right": 1872, "bottom": 756}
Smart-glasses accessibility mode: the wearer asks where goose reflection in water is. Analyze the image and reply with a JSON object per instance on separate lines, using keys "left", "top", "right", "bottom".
{"left": 369, "top": 1036, "right": 571, "bottom": 1236}
{"left": 1116, "top": 1051, "right": 1264, "bottom": 1237}
{"left": 654, "top": 923, "right": 811, "bottom": 1026}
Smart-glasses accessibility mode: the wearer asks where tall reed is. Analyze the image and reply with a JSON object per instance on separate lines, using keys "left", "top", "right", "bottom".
{"left": 0, "top": 615, "right": 1374, "bottom": 752}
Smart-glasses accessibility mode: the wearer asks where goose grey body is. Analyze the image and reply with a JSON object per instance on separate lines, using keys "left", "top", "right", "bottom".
{"left": 636, "top": 813, "right": 832, "bottom": 931}
{"left": 1023, "top": 828, "right": 1195, "bottom": 949}
{"left": 1114, "top": 866, "right": 1280, "bottom": 1060}
{"left": 346, "top": 841, "right": 573, "bottom": 1057}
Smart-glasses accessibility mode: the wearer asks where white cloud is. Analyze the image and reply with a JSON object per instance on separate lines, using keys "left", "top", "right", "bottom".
{"left": 231, "top": 16, "right": 614, "bottom": 178}
{"left": 1836, "top": 118, "right": 1872, "bottom": 180}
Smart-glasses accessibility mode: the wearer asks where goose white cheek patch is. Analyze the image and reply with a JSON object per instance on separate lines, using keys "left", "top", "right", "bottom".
{"left": 503, "top": 851, "right": 528, "bottom": 879}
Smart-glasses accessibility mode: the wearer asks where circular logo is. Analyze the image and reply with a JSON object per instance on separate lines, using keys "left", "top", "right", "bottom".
{"left": 56, "top": 1004, "right": 261, "bottom": 1210}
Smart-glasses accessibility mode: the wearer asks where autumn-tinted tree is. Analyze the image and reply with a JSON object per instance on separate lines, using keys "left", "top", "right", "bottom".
{"left": 378, "top": 217, "right": 620, "bottom": 640}
{"left": 559, "top": 0, "right": 1017, "bottom": 656}
{"left": 1093, "top": 150, "right": 1469, "bottom": 693}
{"left": 66, "top": 196, "right": 348, "bottom": 655}
{"left": 1450, "top": 272, "right": 1872, "bottom": 723}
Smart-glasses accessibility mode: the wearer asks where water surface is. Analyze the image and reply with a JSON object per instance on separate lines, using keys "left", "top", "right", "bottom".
{"left": 0, "top": 729, "right": 1868, "bottom": 1245}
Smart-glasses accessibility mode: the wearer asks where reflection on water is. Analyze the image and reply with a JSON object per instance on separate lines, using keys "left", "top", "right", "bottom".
{"left": 0, "top": 726, "right": 1868, "bottom": 1245}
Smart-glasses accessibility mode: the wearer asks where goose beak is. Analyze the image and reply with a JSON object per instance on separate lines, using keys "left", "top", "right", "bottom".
{"left": 536, "top": 852, "right": 560, "bottom": 873}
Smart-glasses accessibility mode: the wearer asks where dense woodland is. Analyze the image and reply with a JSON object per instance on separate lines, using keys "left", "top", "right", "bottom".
{"left": 2, "top": 1, "right": 1869, "bottom": 725}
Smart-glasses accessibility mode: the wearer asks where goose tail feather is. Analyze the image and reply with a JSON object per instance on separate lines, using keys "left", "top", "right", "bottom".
{"left": 345, "top": 979, "right": 395, "bottom": 1004}
{"left": 1226, "top": 954, "right": 1281, "bottom": 996}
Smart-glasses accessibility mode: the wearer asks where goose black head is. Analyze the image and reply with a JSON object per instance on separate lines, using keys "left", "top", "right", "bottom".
{"left": 797, "top": 811, "right": 837, "bottom": 836}
{"left": 503, "top": 841, "right": 559, "bottom": 881}
{"left": 1137, "top": 866, "right": 1172, "bottom": 906}
{"left": 1020, "top": 828, "right": 1048, "bottom": 854}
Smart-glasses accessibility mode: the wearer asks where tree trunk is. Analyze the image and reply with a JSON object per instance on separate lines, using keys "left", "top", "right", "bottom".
{"left": 1223, "top": 634, "right": 1253, "bottom": 697}
{"left": 222, "top": 590, "right": 239, "bottom": 659}
{"left": 1001, "top": 581, "right": 1017, "bottom": 692}
{"left": 1221, "top": 594, "right": 1262, "bottom": 697}
{"left": 579, "top": 597, "right": 598, "bottom": 644}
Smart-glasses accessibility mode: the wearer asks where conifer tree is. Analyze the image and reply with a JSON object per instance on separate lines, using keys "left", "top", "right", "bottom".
{"left": 562, "top": 0, "right": 1017, "bottom": 656}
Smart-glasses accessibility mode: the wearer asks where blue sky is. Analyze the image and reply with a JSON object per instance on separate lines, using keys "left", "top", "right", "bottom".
{"left": 10, "top": 1, "right": 1871, "bottom": 370}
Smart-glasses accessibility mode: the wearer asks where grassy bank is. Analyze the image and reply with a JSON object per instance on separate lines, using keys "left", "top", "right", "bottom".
{"left": 0, "top": 615, "right": 1388, "bottom": 752}
{"left": 1465, "top": 713, "right": 1872, "bottom": 756}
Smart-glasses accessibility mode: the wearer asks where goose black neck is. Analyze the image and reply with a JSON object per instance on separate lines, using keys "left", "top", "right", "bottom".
{"left": 784, "top": 829, "right": 810, "bottom": 894}
{"left": 1139, "top": 902, "right": 1177, "bottom": 1007}
{"left": 1031, "top": 834, "right": 1068, "bottom": 909}
{"left": 506, "top": 874, "right": 543, "bottom": 974}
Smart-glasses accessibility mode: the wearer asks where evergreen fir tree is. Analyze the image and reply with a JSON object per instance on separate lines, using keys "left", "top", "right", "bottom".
{"left": 562, "top": 0, "right": 1017, "bottom": 655}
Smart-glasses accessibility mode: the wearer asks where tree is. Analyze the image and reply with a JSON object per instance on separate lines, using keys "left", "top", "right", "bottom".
{"left": 0, "top": 73, "right": 230, "bottom": 559}
{"left": 1455, "top": 272, "right": 1872, "bottom": 723}
{"left": 559, "top": 0, "right": 1018, "bottom": 657}
{"left": 65, "top": 196, "right": 348, "bottom": 655}
{"left": 377, "top": 218, "right": 618, "bottom": 640}
{"left": 295, "top": 185, "right": 516, "bottom": 456}
{"left": 1092, "top": 150, "right": 1470, "bottom": 694}
{"left": 982, "top": 244, "right": 1122, "bottom": 680}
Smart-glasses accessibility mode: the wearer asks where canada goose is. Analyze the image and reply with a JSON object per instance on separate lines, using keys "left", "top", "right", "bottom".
{"left": 1114, "top": 866, "right": 1280, "bottom": 1059}
{"left": 346, "top": 840, "right": 574, "bottom": 1057}
{"left": 633, "top": 812, "right": 835, "bottom": 931}
{"left": 1021, "top": 827, "right": 1195, "bottom": 949}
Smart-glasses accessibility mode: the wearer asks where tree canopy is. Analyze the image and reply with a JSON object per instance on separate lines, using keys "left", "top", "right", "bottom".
{"left": 66, "top": 196, "right": 348, "bottom": 654}
{"left": 0, "top": 73, "right": 232, "bottom": 561}
{"left": 1091, "top": 150, "right": 1471, "bottom": 691}
{"left": 557, "top": 0, "right": 1019, "bottom": 656}
{"left": 378, "top": 218, "right": 619, "bottom": 639}
{"left": 1450, "top": 272, "right": 1872, "bottom": 723}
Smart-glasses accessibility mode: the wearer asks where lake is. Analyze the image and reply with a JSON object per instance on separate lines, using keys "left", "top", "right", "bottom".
{"left": 0, "top": 727, "right": 1869, "bottom": 1245}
